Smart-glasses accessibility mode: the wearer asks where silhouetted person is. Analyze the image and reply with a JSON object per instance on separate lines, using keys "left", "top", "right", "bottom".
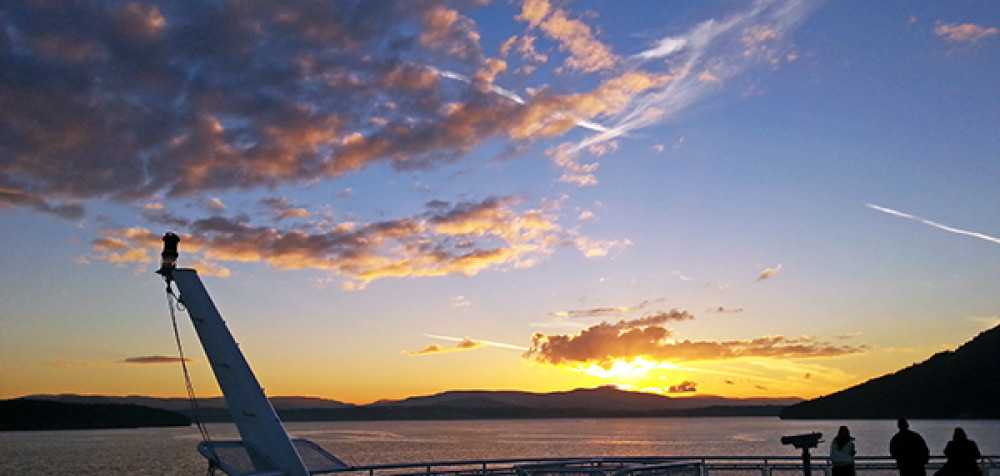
{"left": 891, "top": 418, "right": 930, "bottom": 476}
{"left": 830, "top": 425, "right": 857, "bottom": 476}
{"left": 937, "top": 428, "right": 982, "bottom": 476}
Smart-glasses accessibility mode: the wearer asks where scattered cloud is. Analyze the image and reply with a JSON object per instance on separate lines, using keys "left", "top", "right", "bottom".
{"left": 406, "top": 338, "right": 485, "bottom": 356}
{"left": 1, "top": 0, "right": 820, "bottom": 221}
{"left": 0, "top": 188, "right": 84, "bottom": 219}
{"left": 549, "top": 298, "right": 670, "bottom": 319}
{"left": 516, "top": 0, "right": 619, "bottom": 73}
{"left": 91, "top": 195, "right": 626, "bottom": 288}
{"left": 260, "top": 197, "right": 310, "bottom": 221}
{"left": 571, "top": 236, "right": 631, "bottom": 258}
{"left": 836, "top": 332, "right": 863, "bottom": 340}
{"left": 205, "top": 198, "right": 227, "bottom": 211}
{"left": 757, "top": 263, "right": 783, "bottom": 281}
{"left": 933, "top": 22, "right": 999, "bottom": 43}
{"left": 866, "top": 204, "right": 1000, "bottom": 245}
{"left": 667, "top": 380, "right": 698, "bottom": 394}
{"left": 0, "top": 1, "right": 597, "bottom": 207}
{"left": 706, "top": 306, "right": 744, "bottom": 314}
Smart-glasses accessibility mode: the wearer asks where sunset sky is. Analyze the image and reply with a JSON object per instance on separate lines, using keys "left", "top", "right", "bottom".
{"left": 2, "top": 1, "right": 998, "bottom": 405}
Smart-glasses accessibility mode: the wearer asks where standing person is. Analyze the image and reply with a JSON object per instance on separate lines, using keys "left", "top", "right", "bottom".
{"left": 937, "top": 428, "right": 982, "bottom": 476}
{"left": 890, "top": 418, "right": 931, "bottom": 476}
{"left": 830, "top": 426, "right": 857, "bottom": 476}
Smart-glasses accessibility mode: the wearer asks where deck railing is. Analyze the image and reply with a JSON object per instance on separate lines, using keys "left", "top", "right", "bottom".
{"left": 321, "top": 455, "right": 1000, "bottom": 476}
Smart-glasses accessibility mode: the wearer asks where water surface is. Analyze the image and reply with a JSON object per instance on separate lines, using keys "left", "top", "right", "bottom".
{"left": 2, "top": 418, "right": 997, "bottom": 475}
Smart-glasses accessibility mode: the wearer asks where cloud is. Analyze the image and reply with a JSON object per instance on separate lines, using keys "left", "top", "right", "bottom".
{"left": 549, "top": 298, "right": 671, "bottom": 319}
{"left": 120, "top": 355, "right": 193, "bottom": 365}
{"left": 571, "top": 236, "right": 632, "bottom": 258}
{"left": 93, "top": 195, "right": 614, "bottom": 287}
{"left": 757, "top": 263, "right": 782, "bottom": 281}
{"left": 933, "top": 22, "right": 999, "bottom": 43}
{"left": 866, "top": 203, "right": 1000, "bottom": 245}
{"left": 260, "top": 197, "right": 310, "bottom": 221}
{"left": 836, "top": 332, "right": 862, "bottom": 340}
{"left": 406, "top": 338, "right": 486, "bottom": 356}
{"left": 0, "top": 0, "right": 677, "bottom": 214}
{"left": 706, "top": 306, "right": 744, "bottom": 314}
{"left": 419, "top": 6, "right": 483, "bottom": 61}
{"left": 527, "top": 314, "right": 866, "bottom": 368}
{"left": 0, "top": 187, "right": 84, "bottom": 219}
{"left": 516, "top": 0, "right": 619, "bottom": 73}
{"left": 667, "top": 380, "right": 698, "bottom": 394}
{"left": 550, "top": 0, "right": 818, "bottom": 185}
{"left": 2, "top": 1, "right": 599, "bottom": 207}
{"left": 205, "top": 198, "right": 227, "bottom": 211}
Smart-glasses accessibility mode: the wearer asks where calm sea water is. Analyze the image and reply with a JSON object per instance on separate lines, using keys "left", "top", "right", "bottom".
{"left": 1, "top": 418, "right": 997, "bottom": 475}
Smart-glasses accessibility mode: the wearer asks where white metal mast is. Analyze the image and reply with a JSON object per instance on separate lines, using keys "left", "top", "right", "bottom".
{"left": 158, "top": 232, "right": 310, "bottom": 476}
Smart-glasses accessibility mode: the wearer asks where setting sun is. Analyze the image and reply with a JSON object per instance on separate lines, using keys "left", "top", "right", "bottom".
{"left": 571, "top": 357, "right": 679, "bottom": 380}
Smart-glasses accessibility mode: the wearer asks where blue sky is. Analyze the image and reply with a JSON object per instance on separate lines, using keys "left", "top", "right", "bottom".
{"left": 1, "top": 0, "right": 998, "bottom": 403}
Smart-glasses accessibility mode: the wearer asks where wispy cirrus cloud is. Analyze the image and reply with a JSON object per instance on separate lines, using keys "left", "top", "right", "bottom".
{"left": 120, "top": 355, "right": 194, "bottom": 365}
{"left": 549, "top": 298, "right": 671, "bottom": 319}
{"left": 866, "top": 203, "right": 1000, "bottom": 245}
{"left": 550, "top": 0, "right": 819, "bottom": 186}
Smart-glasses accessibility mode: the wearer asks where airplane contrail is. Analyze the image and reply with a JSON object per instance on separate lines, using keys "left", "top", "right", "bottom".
{"left": 430, "top": 67, "right": 610, "bottom": 134}
{"left": 424, "top": 333, "right": 530, "bottom": 351}
{"left": 866, "top": 203, "right": 1000, "bottom": 245}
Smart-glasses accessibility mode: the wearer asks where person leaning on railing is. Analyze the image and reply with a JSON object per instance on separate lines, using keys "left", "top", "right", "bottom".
{"left": 830, "top": 426, "right": 857, "bottom": 476}
{"left": 891, "top": 418, "right": 931, "bottom": 476}
{"left": 935, "top": 428, "right": 982, "bottom": 476}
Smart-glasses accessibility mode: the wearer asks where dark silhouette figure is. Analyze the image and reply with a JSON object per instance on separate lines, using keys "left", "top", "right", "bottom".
{"left": 890, "top": 418, "right": 930, "bottom": 476}
{"left": 936, "top": 428, "right": 982, "bottom": 476}
{"left": 830, "top": 425, "right": 857, "bottom": 476}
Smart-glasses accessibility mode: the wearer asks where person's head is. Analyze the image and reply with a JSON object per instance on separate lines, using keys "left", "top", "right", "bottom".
{"left": 953, "top": 428, "right": 967, "bottom": 441}
{"left": 897, "top": 418, "right": 909, "bottom": 430}
{"left": 834, "top": 425, "right": 853, "bottom": 447}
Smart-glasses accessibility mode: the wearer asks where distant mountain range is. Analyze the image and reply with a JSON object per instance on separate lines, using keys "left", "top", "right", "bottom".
{"left": 20, "top": 386, "right": 800, "bottom": 423}
{"left": 16, "top": 323, "right": 998, "bottom": 427}
{"left": 782, "top": 324, "right": 1000, "bottom": 419}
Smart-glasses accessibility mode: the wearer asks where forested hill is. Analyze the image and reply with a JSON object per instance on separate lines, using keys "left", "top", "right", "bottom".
{"left": 0, "top": 399, "right": 191, "bottom": 431}
{"left": 782, "top": 324, "right": 1000, "bottom": 419}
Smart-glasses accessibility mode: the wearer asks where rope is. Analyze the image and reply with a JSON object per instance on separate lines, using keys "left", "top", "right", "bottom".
{"left": 165, "top": 283, "right": 220, "bottom": 473}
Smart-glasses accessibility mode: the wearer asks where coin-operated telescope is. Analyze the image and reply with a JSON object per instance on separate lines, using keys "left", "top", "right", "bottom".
{"left": 781, "top": 432, "right": 823, "bottom": 476}
{"left": 781, "top": 432, "right": 822, "bottom": 449}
